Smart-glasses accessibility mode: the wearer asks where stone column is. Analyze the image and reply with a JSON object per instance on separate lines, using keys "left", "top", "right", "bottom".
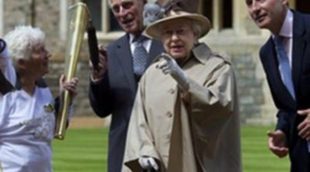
{"left": 0, "top": 0, "right": 3, "bottom": 35}
{"left": 213, "top": 0, "right": 222, "bottom": 32}
{"left": 233, "top": 0, "right": 247, "bottom": 35}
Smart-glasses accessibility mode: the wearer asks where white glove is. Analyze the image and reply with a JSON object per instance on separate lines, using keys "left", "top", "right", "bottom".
{"left": 138, "top": 156, "right": 159, "bottom": 171}
{"left": 156, "top": 53, "right": 189, "bottom": 90}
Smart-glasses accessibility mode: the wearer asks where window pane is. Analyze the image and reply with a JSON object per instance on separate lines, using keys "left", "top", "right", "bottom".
{"left": 109, "top": 9, "right": 122, "bottom": 31}
{"left": 222, "top": 0, "right": 233, "bottom": 28}
{"left": 84, "top": 0, "right": 102, "bottom": 30}
{"left": 202, "top": 0, "right": 213, "bottom": 27}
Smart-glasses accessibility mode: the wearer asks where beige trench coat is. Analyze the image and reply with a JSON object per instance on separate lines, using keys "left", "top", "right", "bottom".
{"left": 123, "top": 43, "right": 241, "bottom": 172}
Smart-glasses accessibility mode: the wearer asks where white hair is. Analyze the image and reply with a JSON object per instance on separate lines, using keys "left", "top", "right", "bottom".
{"left": 4, "top": 25, "right": 45, "bottom": 61}
{"left": 191, "top": 20, "right": 202, "bottom": 38}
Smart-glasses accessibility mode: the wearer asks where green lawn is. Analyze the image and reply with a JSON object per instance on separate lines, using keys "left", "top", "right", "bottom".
{"left": 52, "top": 126, "right": 290, "bottom": 172}
{"left": 242, "top": 126, "right": 290, "bottom": 172}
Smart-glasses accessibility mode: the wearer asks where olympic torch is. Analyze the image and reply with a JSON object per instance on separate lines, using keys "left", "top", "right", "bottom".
{"left": 54, "top": 2, "right": 89, "bottom": 140}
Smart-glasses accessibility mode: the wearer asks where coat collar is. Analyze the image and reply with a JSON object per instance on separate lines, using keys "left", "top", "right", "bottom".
{"left": 114, "top": 34, "right": 136, "bottom": 89}
{"left": 192, "top": 43, "right": 212, "bottom": 64}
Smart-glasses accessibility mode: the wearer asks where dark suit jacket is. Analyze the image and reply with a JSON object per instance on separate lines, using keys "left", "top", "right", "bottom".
{"left": 89, "top": 34, "right": 163, "bottom": 172}
{"left": 260, "top": 11, "right": 310, "bottom": 172}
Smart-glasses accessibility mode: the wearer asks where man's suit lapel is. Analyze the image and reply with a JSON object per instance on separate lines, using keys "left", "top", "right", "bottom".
{"left": 113, "top": 35, "right": 163, "bottom": 89}
{"left": 115, "top": 35, "right": 136, "bottom": 89}
{"left": 148, "top": 39, "right": 163, "bottom": 65}
{"left": 292, "top": 11, "right": 309, "bottom": 94}
{"left": 262, "top": 38, "right": 295, "bottom": 105}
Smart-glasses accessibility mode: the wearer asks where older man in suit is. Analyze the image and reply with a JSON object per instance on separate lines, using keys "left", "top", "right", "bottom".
{"left": 88, "top": 0, "right": 163, "bottom": 172}
{"left": 246, "top": 0, "right": 310, "bottom": 171}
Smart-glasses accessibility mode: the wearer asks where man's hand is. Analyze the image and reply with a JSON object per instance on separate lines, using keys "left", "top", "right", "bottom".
{"left": 297, "top": 109, "right": 310, "bottom": 140}
{"left": 138, "top": 156, "right": 159, "bottom": 171}
{"left": 267, "top": 130, "right": 288, "bottom": 158}
{"left": 89, "top": 45, "right": 107, "bottom": 83}
{"left": 156, "top": 53, "right": 189, "bottom": 91}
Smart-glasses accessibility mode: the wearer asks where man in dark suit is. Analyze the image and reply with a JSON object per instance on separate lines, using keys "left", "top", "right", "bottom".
{"left": 88, "top": 0, "right": 163, "bottom": 172}
{"left": 246, "top": 0, "right": 310, "bottom": 171}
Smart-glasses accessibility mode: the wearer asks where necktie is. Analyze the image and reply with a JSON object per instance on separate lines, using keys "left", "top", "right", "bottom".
{"left": 273, "top": 36, "right": 295, "bottom": 100}
{"left": 132, "top": 36, "right": 149, "bottom": 77}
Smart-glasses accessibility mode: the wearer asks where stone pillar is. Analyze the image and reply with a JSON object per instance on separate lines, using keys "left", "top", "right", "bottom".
{"left": 213, "top": 0, "right": 222, "bottom": 32}
{"left": 233, "top": 0, "right": 247, "bottom": 35}
{"left": 0, "top": 0, "right": 3, "bottom": 35}
{"left": 289, "top": 0, "right": 296, "bottom": 8}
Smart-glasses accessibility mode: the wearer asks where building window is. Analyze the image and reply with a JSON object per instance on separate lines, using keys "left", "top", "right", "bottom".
{"left": 83, "top": 0, "right": 121, "bottom": 33}
{"left": 199, "top": 0, "right": 233, "bottom": 31}
{"left": 202, "top": 0, "right": 213, "bottom": 27}
{"left": 222, "top": 0, "right": 233, "bottom": 29}
{"left": 108, "top": 9, "right": 121, "bottom": 31}
{"left": 84, "top": 0, "right": 102, "bottom": 30}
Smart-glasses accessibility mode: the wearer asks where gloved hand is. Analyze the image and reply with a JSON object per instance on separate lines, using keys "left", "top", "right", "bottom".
{"left": 138, "top": 156, "right": 159, "bottom": 171}
{"left": 156, "top": 53, "right": 189, "bottom": 91}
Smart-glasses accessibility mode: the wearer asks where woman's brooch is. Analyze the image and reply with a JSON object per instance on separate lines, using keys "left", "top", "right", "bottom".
{"left": 44, "top": 103, "right": 54, "bottom": 113}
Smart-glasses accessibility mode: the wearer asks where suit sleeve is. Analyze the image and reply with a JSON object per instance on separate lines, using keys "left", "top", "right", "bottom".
{"left": 275, "top": 110, "right": 290, "bottom": 137}
{"left": 88, "top": 72, "right": 113, "bottom": 118}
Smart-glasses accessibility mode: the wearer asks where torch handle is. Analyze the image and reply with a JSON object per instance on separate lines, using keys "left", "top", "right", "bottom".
{"left": 87, "top": 21, "right": 99, "bottom": 71}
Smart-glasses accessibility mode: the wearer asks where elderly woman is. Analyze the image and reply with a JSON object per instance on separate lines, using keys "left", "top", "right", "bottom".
{"left": 0, "top": 26, "right": 78, "bottom": 172}
{"left": 123, "top": 9, "right": 241, "bottom": 172}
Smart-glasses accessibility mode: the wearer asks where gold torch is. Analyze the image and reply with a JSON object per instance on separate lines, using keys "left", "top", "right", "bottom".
{"left": 54, "top": 2, "right": 89, "bottom": 140}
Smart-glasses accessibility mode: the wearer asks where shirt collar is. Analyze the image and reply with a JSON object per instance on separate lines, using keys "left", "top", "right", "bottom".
{"left": 129, "top": 33, "right": 149, "bottom": 43}
{"left": 278, "top": 9, "right": 293, "bottom": 38}
{"left": 129, "top": 34, "right": 135, "bottom": 44}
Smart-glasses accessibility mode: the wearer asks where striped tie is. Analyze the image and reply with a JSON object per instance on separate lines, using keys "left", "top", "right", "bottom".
{"left": 132, "top": 36, "right": 149, "bottom": 77}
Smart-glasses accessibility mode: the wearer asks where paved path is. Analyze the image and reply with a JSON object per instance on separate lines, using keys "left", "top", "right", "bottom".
{"left": 68, "top": 117, "right": 107, "bottom": 128}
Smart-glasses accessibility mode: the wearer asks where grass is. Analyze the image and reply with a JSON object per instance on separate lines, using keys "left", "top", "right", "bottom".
{"left": 52, "top": 128, "right": 108, "bottom": 172}
{"left": 242, "top": 126, "right": 290, "bottom": 172}
{"left": 52, "top": 126, "right": 290, "bottom": 172}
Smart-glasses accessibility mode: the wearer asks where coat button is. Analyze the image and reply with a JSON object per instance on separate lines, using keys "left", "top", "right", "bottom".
{"left": 166, "top": 134, "right": 171, "bottom": 139}
{"left": 168, "top": 89, "right": 175, "bottom": 94}
{"left": 166, "top": 112, "right": 173, "bottom": 118}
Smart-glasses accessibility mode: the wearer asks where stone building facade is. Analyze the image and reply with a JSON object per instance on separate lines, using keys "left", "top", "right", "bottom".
{"left": 0, "top": 0, "right": 309, "bottom": 125}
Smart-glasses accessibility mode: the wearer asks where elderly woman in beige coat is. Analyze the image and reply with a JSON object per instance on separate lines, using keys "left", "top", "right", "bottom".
{"left": 123, "top": 9, "right": 242, "bottom": 172}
